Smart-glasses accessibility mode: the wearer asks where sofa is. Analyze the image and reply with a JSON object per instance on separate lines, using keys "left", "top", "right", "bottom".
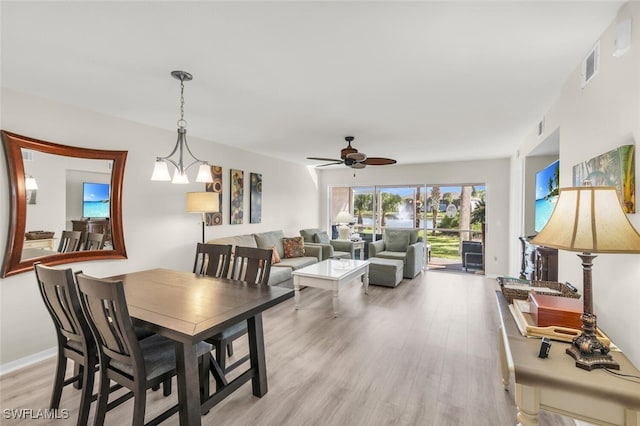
{"left": 368, "top": 228, "right": 424, "bottom": 279}
{"left": 207, "top": 230, "right": 321, "bottom": 288}
{"left": 299, "top": 228, "right": 353, "bottom": 260}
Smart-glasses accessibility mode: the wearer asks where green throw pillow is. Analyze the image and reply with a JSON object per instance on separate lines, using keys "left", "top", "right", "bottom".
{"left": 313, "top": 232, "right": 330, "bottom": 244}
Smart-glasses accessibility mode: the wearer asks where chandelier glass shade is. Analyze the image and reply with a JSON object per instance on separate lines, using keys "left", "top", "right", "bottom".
{"left": 151, "top": 70, "right": 213, "bottom": 184}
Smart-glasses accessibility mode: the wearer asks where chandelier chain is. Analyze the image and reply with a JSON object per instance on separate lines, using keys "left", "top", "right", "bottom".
{"left": 178, "top": 79, "right": 186, "bottom": 127}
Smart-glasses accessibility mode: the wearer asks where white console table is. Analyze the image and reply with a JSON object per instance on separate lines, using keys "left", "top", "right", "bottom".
{"left": 23, "top": 238, "right": 55, "bottom": 250}
{"left": 496, "top": 292, "right": 640, "bottom": 425}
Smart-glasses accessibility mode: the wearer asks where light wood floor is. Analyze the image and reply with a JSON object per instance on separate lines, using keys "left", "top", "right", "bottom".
{"left": 0, "top": 270, "right": 575, "bottom": 425}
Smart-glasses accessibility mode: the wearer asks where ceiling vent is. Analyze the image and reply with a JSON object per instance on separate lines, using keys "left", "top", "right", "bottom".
{"left": 581, "top": 41, "right": 600, "bottom": 88}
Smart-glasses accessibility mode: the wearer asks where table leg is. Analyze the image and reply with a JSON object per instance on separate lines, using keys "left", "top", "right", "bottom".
{"left": 498, "top": 326, "right": 510, "bottom": 390}
{"left": 247, "top": 314, "right": 268, "bottom": 397}
{"left": 515, "top": 383, "right": 540, "bottom": 426}
{"left": 333, "top": 280, "right": 339, "bottom": 317}
{"left": 362, "top": 265, "right": 369, "bottom": 294}
{"left": 175, "top": 342, "right": 202, "bottom": 426}
{"left": 294, "top": 277, "right": 300, "bottom": 310}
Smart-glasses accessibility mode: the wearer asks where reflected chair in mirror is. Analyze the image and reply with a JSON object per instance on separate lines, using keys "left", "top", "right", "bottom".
{"left": 192, "top": 243, "right": 232, "bottom": 278}
{"left": 57, "top": 230, "right": 83, "bottom": 253}
{"left": 207, "top": 246, "right": 273, "bottom": 374}
{"left": 81, "top": 232, "right": 105, "bottom": 251}
{"left": 75, "top": 273, "right": 212, "bottom": 426}
{"left": 34, "top": 263, "right": 98, "bottom": 426}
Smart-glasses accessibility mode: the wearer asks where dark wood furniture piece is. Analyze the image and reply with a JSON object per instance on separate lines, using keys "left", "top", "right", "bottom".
{"left": 76, "top": 272, "right": 212, "bottom": 426}
{"left": 107, "top": 268, "right": 293, "bottom": 426}
{"left": 72, "top": 219, "right": 112, "bottom": 246}
{"left": 496, "top": 292, "right": 640, "bottom": 425}
{"left": 519, "top": 236, "right": 558, "bottom": 281}
{"left": 207, "top": 246, "right": 274, "bottom": 374}
{"left": 192, "top": 243, "right": 232, "bottom": 278}
{"left": 34, "top": 263, "right": 98, "bottom": 426}
{"left": 57, "top": 231, "right": 83, "bottom": 253}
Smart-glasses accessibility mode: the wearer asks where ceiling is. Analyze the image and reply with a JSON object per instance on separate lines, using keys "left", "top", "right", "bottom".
{"left": 1, "top": 1, "right": 623, "bottom": 167}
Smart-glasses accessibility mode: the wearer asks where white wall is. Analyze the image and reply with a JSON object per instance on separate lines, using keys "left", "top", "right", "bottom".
{"left": 317, "top": 158, "right": 511, "bottom": 277}
{"left": 0, "top": 88, "right": 319, "bottom": 369}
{"left": 515, "top": 2, "right": 640, "bottom": 366}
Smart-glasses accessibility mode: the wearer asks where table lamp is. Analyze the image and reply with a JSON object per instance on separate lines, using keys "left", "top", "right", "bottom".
{"left": 531, "top": 184, "right": 640, "bottom": 370}
{"left": 186, "top": 192, "right": 219, "bottom": 243}
{"left": 334, "top": 211, "right": 354, "bottom": 240}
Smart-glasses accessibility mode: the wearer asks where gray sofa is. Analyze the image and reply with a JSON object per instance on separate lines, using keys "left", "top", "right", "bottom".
{"left": 368, "top": 228, "right": 424, "bottom": 279}
{"left": 207, "top": 230, "right": 321, "bottom": 288}
{"left": 299, "top": 228, "right": 353, "bottom": 260}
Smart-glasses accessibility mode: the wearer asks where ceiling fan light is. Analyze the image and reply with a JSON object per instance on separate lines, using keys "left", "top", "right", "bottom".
{"left": 351, "top": 162, "right": 366, "bottom": 169}
{"left": 347, "top": 152, "right": 367, "bottom": 162}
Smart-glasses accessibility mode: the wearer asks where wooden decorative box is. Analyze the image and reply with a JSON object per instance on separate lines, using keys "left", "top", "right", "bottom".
{"left": 529, "top": 294, "right": 583, "bottom": 329}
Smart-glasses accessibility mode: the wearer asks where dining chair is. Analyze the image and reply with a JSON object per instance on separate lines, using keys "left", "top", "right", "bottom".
{"left": 75, "top": 272, "right": 212, "bottom": 426}
{"left": 34, "top": 263, "right": 99, "bottom": 426}
{"left": 192, "top": 243, "right": 232, "bottom": 278}
{"left": 57, "top": 230, "right": 83, "bottom": 253}
{"left": 82, "top": 232, "right": 105, "bottom": 251}
{"left": 207, "top": 246, "right": 273, "bottom": 373}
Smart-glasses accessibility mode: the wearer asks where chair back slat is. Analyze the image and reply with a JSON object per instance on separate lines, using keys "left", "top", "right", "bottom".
{"left": 82, "top": 232, "right": 105, "bottom": 251}
{"left": 231, "top": 246, "right": 272, "bottom": 286}
{"left": 34, "top": 263, "right": 92, "bottom": 348}
{"left": 193, "top": 243, "right": 232, "bottom": 278}
{"left": 76, "top": 273, "right": 144, "bottom": 376}
{"left": 57, "top": 230, "right": 83, "bottom": 253}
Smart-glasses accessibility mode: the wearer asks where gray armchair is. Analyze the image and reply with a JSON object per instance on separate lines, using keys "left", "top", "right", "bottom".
{"left": 299, "top": 228, "right": 352, "bottom": 260}
{"left": 368, "top": 228, "right": 424, "bottom": 278}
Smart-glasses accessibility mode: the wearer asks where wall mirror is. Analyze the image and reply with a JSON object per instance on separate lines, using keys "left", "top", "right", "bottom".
{"left": 2, "top": 130, "right": 127, "bottom": 277}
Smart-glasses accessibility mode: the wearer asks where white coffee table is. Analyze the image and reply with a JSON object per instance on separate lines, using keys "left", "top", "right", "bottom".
{"left": 292, "top": 259, "right": 369, "bottom": 317}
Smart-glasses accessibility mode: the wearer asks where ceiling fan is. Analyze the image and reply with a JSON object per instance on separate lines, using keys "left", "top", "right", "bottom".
{"left": 307, "top": 136, "right": 397, "bottom": 169}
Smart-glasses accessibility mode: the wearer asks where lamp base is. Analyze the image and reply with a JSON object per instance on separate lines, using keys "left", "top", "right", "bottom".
{"left": 566, "top": 313, "right": 619, "bottom": 371}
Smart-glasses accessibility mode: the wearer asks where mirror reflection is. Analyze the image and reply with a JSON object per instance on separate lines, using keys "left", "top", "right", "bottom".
{"left": 21, "top": 148, "right": 114, "bottom": 262}
{"left": 2, "top": 130, "right": 127, "bottom": 277}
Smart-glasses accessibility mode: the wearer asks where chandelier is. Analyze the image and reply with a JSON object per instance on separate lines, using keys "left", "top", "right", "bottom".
{"left": 151, "top": 70, "right": 213, "bottom": 184}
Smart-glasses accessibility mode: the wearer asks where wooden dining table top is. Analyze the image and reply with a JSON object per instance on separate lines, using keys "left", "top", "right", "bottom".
{"left": 107, "top": 268, "right": 294, "bottom": 342}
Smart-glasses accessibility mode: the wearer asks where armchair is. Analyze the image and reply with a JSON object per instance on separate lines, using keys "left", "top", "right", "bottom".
{"left": 368, "top": 228, "right": 424, "bottom": 278}
{"left": 461, "top": 240, "right": 483, "bottom": 271}
{"left": 299, "top": 228, "right": 352, "bottom": 260}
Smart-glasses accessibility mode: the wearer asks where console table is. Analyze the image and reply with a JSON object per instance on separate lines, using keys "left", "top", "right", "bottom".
{"left": 23, "top": 238, "right": 55, "bottom": 250}
{"left": 496, "top": 292, "right": 640, "bottom": 425}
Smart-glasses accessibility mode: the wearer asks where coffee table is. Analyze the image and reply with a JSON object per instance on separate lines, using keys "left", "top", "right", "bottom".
{"left": 292, "top": 259, "right": 369, "bottom": 317}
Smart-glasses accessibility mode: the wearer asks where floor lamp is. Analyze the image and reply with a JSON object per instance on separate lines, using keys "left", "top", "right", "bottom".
{"left": 186, "top": 192, "right": 219, "bottom": 243}
{"left": 531, "top": 185, "right": 640, "bottom": 371}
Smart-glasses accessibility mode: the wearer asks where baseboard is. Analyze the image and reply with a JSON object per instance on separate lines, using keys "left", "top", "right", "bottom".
{"left": 0, "top": 347, "right": 56, "bottom": 377}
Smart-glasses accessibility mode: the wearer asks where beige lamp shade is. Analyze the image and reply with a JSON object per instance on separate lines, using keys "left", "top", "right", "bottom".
{"left": 186, "top": 192, "right": 219, "bottom": 213}
{"left": 531, "top": 186, "right": 640, "bottom": 253}
{"left": 334, "top": 210, "right": 354, "bottom": 224}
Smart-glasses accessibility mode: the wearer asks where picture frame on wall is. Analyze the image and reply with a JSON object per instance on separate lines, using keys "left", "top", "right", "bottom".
{"left": 250, "top": 172, "right": 262, "bottom": 223}
{"left": 205, "top": 165, "right": 223, "bottom": 226}
{"left": 572, "top": 144, "right": 636, "bottom": 213}
{"left": 230, "top": 169, "right": 244, "bottom": 224}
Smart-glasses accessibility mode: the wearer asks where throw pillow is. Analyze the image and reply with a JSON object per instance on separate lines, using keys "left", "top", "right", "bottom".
{"left": 384, "top": 230, "right": 410, "bottom": 252}
{"left": 269, "top": 246, "right": 281, "bottom": 264}
{"left": 313, "top": 232, "right": 331, "bottom": 244}
{"left": 282, "top": 236, "right": 306, "bottom": 258}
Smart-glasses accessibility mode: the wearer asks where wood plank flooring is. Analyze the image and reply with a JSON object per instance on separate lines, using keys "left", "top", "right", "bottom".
{"left": 0, "top": 270, "right": 575, "bottom": 425}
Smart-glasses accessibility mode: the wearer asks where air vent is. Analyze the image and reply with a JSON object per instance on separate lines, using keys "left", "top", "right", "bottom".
{"left": 581, "top": 41, "right": 600, "bottom": 88}
{"left": 22, "top": 150, "right": 35, "bottom": 161}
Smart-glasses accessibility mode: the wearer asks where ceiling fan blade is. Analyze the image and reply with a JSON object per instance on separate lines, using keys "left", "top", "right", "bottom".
{"left": 307, "top": 157, "right": 342, "bottom": 162}
{"left": 363, "top": 157, "right": 397, "bottom": 166}
{"left": 316, "top": 161, "right": 344, "bottom": 167}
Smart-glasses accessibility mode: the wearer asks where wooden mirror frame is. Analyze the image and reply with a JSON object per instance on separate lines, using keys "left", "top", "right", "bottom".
{"left": 2, "top": 131, "right": 128, "bottom": 277}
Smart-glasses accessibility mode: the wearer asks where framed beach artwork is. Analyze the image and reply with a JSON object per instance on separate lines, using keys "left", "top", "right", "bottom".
{"left": 572, "top": 144, "right": 635, "bottom": 213}
{"left": 230, "top": 169, "right": 244, "bottom": 224}
{"left": 250, "top": 172, "right": 262, "bottom": 223}
{"left": 205, "top": 165, "right": 223, "bottom": 226}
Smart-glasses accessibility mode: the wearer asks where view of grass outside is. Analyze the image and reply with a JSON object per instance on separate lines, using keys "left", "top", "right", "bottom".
{"left": 424, "top": 234, "right": 462, "bottom": 259}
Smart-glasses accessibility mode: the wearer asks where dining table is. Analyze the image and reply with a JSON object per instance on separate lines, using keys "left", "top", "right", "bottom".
{"left": 107, "top": 268, "right": 294, "bottom": 426}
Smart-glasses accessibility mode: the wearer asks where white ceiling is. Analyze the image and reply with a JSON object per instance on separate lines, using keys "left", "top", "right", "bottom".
{"left": 1, "top": 1, "right": 623, "bottom": 167}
